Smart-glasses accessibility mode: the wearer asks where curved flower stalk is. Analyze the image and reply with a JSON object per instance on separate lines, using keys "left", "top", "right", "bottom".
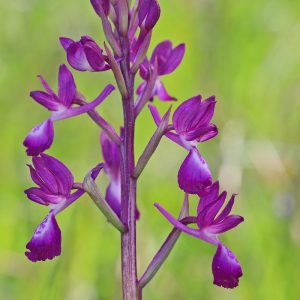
{"left": 23, "top": 64, "right": 115, "bottom": 156}
{"left": 60, "top": 36, "right": 110, "bottom": 72}
{"left": 155, "top": 181, "right": 244, "bottom": 288}
{"left": 25, "top": 154, "right": 88, "bottom": 261}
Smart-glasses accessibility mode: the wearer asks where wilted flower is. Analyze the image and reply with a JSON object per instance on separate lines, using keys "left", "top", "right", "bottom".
{"left": 137, "top": 40, "right": 185, "bottom": 101}
{"left": 25, "top": 154, "right": 86, "bottom": 262}
{"left": 23, "top": 64, "right": 115, "bottom": 155}
{"left": 155, "top": 181, "right": 244, "bottom": 288}
{"left": 60, "top": 36, "right": 110, "bottom": 72}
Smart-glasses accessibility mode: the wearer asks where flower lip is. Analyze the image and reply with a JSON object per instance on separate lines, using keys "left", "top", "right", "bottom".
{"left": 178, "top": 147, "right": 212, "bottom": 195}
{"left": 23, "top": 119, "right": 54, "bottom": 156}
{"left": 212, "top": 243, "right": 243, "bottom": 289}
{"left": 25, "top": 212, "right": 61, "bottom": 262}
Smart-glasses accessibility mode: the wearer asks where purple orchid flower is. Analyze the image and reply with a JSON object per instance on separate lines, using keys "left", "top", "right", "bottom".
{"left": 100, "top": 131, "right": 140, "bottom": 219}
{"left": 60, "top": 36, "right": 110, "bottom": 72}
{"left": 23, "top": 64, "right": 115, "bottom": 156}
{"left": 148, "top": 94, "right": 218, "bottom": 150}
{"left": 137, "top": 40, "right": 185, "bottom": 101}
{"left": 25, "top": 154, "right": 86, "bottom": 262}
{"left": 148, "top": 104, "right": 214, "bottom": 195}
{"left": 155, "top": 181, "right": 244, "bottom": 288}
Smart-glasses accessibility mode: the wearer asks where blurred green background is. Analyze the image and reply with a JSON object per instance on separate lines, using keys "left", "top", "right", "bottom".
{"left": 1, "top": 0, "right": 300, "bottom": 299}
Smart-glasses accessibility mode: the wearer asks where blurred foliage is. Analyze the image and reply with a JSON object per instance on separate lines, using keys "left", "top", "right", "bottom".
{"left": 0, "top": 0, "right": 300, "bottom": 299}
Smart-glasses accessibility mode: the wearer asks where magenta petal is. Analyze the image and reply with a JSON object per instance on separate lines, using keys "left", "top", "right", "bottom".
{"left": 139, "top": 0, "right": 160, "bottom": 30}
{"left": 214, "top": 194, "right": 236, "bottom": 223}
{"left": 208, "top": 215, "right": 244, "bottom": 234}
{"left": 24, "top": 188, "right": 64, "bottom": 205}
{"left": 84, "top": 43, "right": 107, "bottom": 71}
{"left": 38, "top": 75, "right": 56, "bottom": 97}
{"left": 212, "top": 244, "right": 243, "bottom": 289}
{"left": 154, "top": 79, "right": 176, "bottom": 101}
{"left": 59, "top": 37, "right": 74, "bottom": 50}
{"left": 57, "top": 64, "right": 76, "bottom": 108}
{"left": 178, "top": 148, "right": 212, "bottom": 195}
{"left": 40, "top": 153, "right": 74, "bottom": 195}
{"left": 23, "top": 119, "right": 54, "bottom": 156}
{"left": 197, "top": 181, "right": 220, "bottom": 214}
{"left": 32, "top": 156, "right": 59, "bottom": 194}
{"left": 150, "top": 40, "right": 172, "bottom": 66}
{"left": 66, "top": 42, "right": 93, "bottom": 71}
{"left": 185, "top": 124, "right": 218, "bottom": 142}
{"left": 162, "top": 43, "right": 185, "bottom": 75}
{"left": 30, "top": 91, "right": 61, "bottom": 111}
{"left": 27, "top": 164, "right": 51, "bottom": 193}
{"left": 25, "top": 213, "right": 61, "bottom": 262}
{"left": 24, "top": 188, "right": 48, "bottom": 205}
{"left": 197, "top": 191, "right": 227, "bottom": 228}
{"left": 145, "top": 0, "right": 160, "bottom": 30}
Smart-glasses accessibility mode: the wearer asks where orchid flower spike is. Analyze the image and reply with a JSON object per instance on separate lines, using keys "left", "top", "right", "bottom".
{"left": 23, "top": 64, "right": 115, "bottom": 156}
{"left": 137, "top": 40, "right": 185, "bottom": 101}
{"left": 60, "top": 36, "right": 110, "bottom": 72}
{"left": 24, "top": 154, "right": 88, "bottom": 262}
{"left": 155, "top": 181, "right": 244, "bottom": 288}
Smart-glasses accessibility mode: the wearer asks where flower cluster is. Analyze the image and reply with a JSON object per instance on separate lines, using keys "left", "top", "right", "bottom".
{"left": 155, "top": 182, "right": 244, "bottom": 288}
{"left": 23, "top": 0, "right": 244, "bottom": 296}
